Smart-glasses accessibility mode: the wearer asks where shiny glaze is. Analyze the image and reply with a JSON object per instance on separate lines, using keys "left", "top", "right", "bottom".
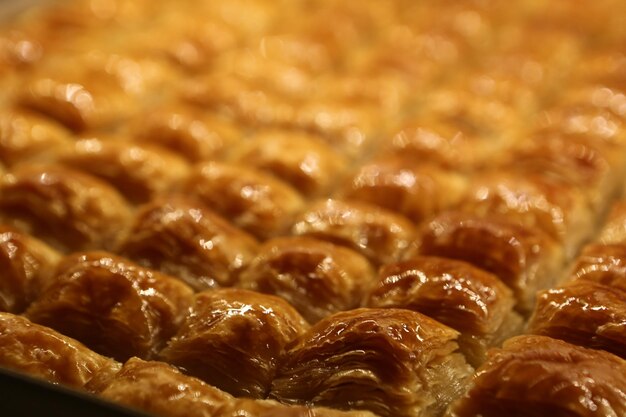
{"left": 240, "top": 236, "right": 376, "bottom": 323}
{"left": 118, "top": 196, "right": 259, "bottom": 290}
{"left": 570, "top": 243, "right": 626, "bottom": 288}
{"left": 160, "top": 288, "right": 309, "bottom": 398}
{"left": 26, "top": 251, "right": 194, "bottom": 361}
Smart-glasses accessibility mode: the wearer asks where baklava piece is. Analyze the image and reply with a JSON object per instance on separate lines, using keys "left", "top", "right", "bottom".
{"left": 0, "top": 164, "right": 131, "bottom": 252}
{"left": 229, "top": 130, "right": 348, "bottom": 197}
{"left": 0, "top": 226, "right": 60, "bottom": 313}
{"left": 131, "top": 104, "right": 240, "bottom": 162}
{"left": 339, "top": 155, "right": 468, "bottom": 224}
{"left": 239, "top": 236, "right": 376, "bottom": 323}
{"left": 0, "top": 312, "right": 119, "bottom": 389}
{"left": 0, "top": 109, "right": 70, "bottom": 167}
{"left": 178, "top": 162, "right": 304, "bottom": 240}
{"left": 160, "top": 288, "right": 309, "bottom": 398}
{"left": 527, "top": 280, "right": 626, "bottom": 358}
{"left": 52, "top": 138, "right": 190, "bottom": 204}
{"left": 569, "top": 243, "right": 626, "bottom": 287}
{"left": 118, "top": 196, "right": 258, "bottom": 290}
{"left": 446, "top": 335, "right": 626, "bottom": 417}
{"left": 413, "top": 211, "right": 564, "bottom": 314}
{"left": 26, "top": 251, "right": 194, "bottom": 361}
{"left": 270, "top": 308, "right": 473, "bottom": 417}
{"left": 367, "top": 256, "right": 523, "bottom": 366}
{"left": 291, "top": 198, "right": 417, "bottom": 266}
{"left": 458, "top": 170, "right": 593, "bottom": 258}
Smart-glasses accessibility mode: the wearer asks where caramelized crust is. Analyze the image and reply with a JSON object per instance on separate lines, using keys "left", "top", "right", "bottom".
{"left": 0, "top": 164, "right": 131, "bottom": 252}
{"left": 413, "top": 211, "right": 564, "bottom": 313}
{"left": 26, "top": 251, "right": 194, "bottom": 361}
{"left": 367, "top": 256, "right": 522, "bottom": 366}
{"left": 229, "top": 130, "right": 348, "bottom": 197}
{"left": 0, "top": 109, "right": 69, "bottom": 167}
{"left": 54, "top": 138, "right": 190, "bottom": 204}
{"left": 446, "top": 335, "right": 626, "bottom": 417}
{"left": 527, "top": 281, "right": 626, "bottom": 358}
{"left": 291, "top": 198, "right": 417, "bottom": 266}
{"left": 160, "top": 288, "right": 309, "bottom": 398}
{"left": 239, "top": 236, "right": 376, "bottom": 323}
{"left": 179, "top": 162, "right": 305, "bottom": 240}
{"left": 0, "top": 312, "right": 120, "bottom": 389}
{"left": 118, "top": 196, "right": 259, "bottom": 290}
{"left": 0, "top": 226, "right": 60, "bottom": 313}
{"left": 339, "top": 155, "right": 467, "bottom": 224}
{"left": 459, "top": 171, "right": 593, "bottom": 258}
{"left": 271, "top": 308, "right": 473, "bottom": 417}
{"left": 569, "top": 243, "right": 626, "bottom": 289}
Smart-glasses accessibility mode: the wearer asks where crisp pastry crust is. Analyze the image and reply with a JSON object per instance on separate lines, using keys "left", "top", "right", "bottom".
{"left": 0, "top": 312, "right": 120, "bottom": 389}
{"left": 51, "top": 137, "right": 190, "bottom": 204}
{"left": 446, "top": 335, "right": 626, "bottom": 417}
{"left": 458, "top": 170, "right": 593, "bottom": 259}
{"left": 178, "top": 161, "right": 305, "bottom": 240}
{"left": 25, "top": 251, "right": 194, "bottom": 361}
{"left": 118, "top": 196, "right": 259, "bottom": 290}
{"left": 527, "top": 280, "right": 626, "bottom": 358}
{"left": 569, "top": 243, "right": 626, "bottom": 288}
{"left": 366, "top": 256, "right": 523, "bottom": 367}
{"left": 0, "top": 225, "right": 60, "bottom": 313}
{"left": 160, "top": 288, "right": 309, "bottom": 398}
{"left": 239, "top": 236, "right": 376, "bottom": 323}
{"left": 0, "top": 109, "right": 70, "bottom": 167}
{"left": 291, "top": 198, "right": 417, "bottom": 266}
{"left": 228, "top": 130, "right": 348, "bottom": 197}
{"left": 413, "top": 211, "right": 564, "bottom": 314}
{"left": 0, "top": 164, "right": 131, "bottom": 252}
{"left": 270, "top": 308, "right": 473, "bottom": 417}
{"left": 339, "top": 155, "right": 468, "bottom": 224}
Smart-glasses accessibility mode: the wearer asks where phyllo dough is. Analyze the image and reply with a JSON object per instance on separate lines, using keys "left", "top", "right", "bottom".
{"left": 446, "top": 335, "right": 626, "bottom": 417}
{"left": 26, "top": 251, "right": 194, "bottom": 361}
{"left": 527, "top": 280, "right": 626, "bottom": 358}
{"left": 570, "top": 243, "right": 626, "bottom": 287}
{"left": 270, "top": 308, "right": 473, "bottom": 417}
{"left": 96, "top": 357, "right": 378, "bottom": 417}
{"left": 0, "top": 164, "right": 131, "bottom": 252}
{"left": 118, "top": 196, "right": 259, "bottom": 290}
{"left": 412, "top": 211, "right": 564, "bottom": 314}
{"left": 178, "top": 161, "right": 305, "bottom": 239}
{"left": 339, "top": 155, "right": 468, "bottom": 224}
{"left": 239, "top": 236, "right": 376, "bottom": 323}
{"left": 0, "top": 226, "right": 60, "bottom": 313}
{"left": 160, "top": 288, "right": 309, "bottom": 398}
{"left": 0, "top": 312, "right": 119, "bottom": 389}
{"left": 366, "top": 256, "right": 523, "bottom": 366}
{"left": 291, "top": 198, "right": 416, "bottom": 266}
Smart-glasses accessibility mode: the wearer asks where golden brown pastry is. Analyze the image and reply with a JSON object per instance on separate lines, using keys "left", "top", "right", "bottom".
{"left": 0, "top": 164, "right": 131, "bottom": 252}
{"left": 366, "top": 256, "right": 523, "bottom": 366}
{"left": 96, "top": 357, "right": 378, "bottom": 417}
{"left": 0, "top": 312, "right": 120, "bottom": 389}
{"left": 0, "top": 225, "right": 60, "bottom": 313}
{"left": 178, "top": 162, "right": 304, "bottom": 240}
{"left": 446, "top": 335, "right": 626, "bottom": 417}
{"left": 239, "top": 236, "right": 376, "bottom": 323}
{"left": 413, "top": 211, "right": 564, "bottom": 314}
{"left": 569, "top": 243, "right": 626, "bottom": 288}
{"left": 118, "top": 196, "right": 259, "bottom": 290}
{"left": 458, "top": 170, "right": 593, "bottom": 259}
{"left": 160, "top": 288, "right": 309, "bottom": 398}
{"left": 26, "top": 251, "right": 194, "bottom": 361}
{"left": 339, "top": 155, "right": 467, "bottom": 224}
{"left": 52, "top": 137, "right": 190, "bottom": 204}
{"left": 270, "top": 308, "right": 473, "bottom": 417}
{"left": 291, "top": 198, "right": 417, "bottom": 266}
{"left": 0, "top": 109, "right": 70, "bottom": 167}
{"left": 131, "top": 104, "right": 240, "bottom": 162}
{"left": 597, "top": 200, "right": 626, "bottom": 244}
{"left": 528, "top": 280, "right": 626, "bottom": 358}
{"left": 229, "top": 130, "right": 348, "bottom": 197}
